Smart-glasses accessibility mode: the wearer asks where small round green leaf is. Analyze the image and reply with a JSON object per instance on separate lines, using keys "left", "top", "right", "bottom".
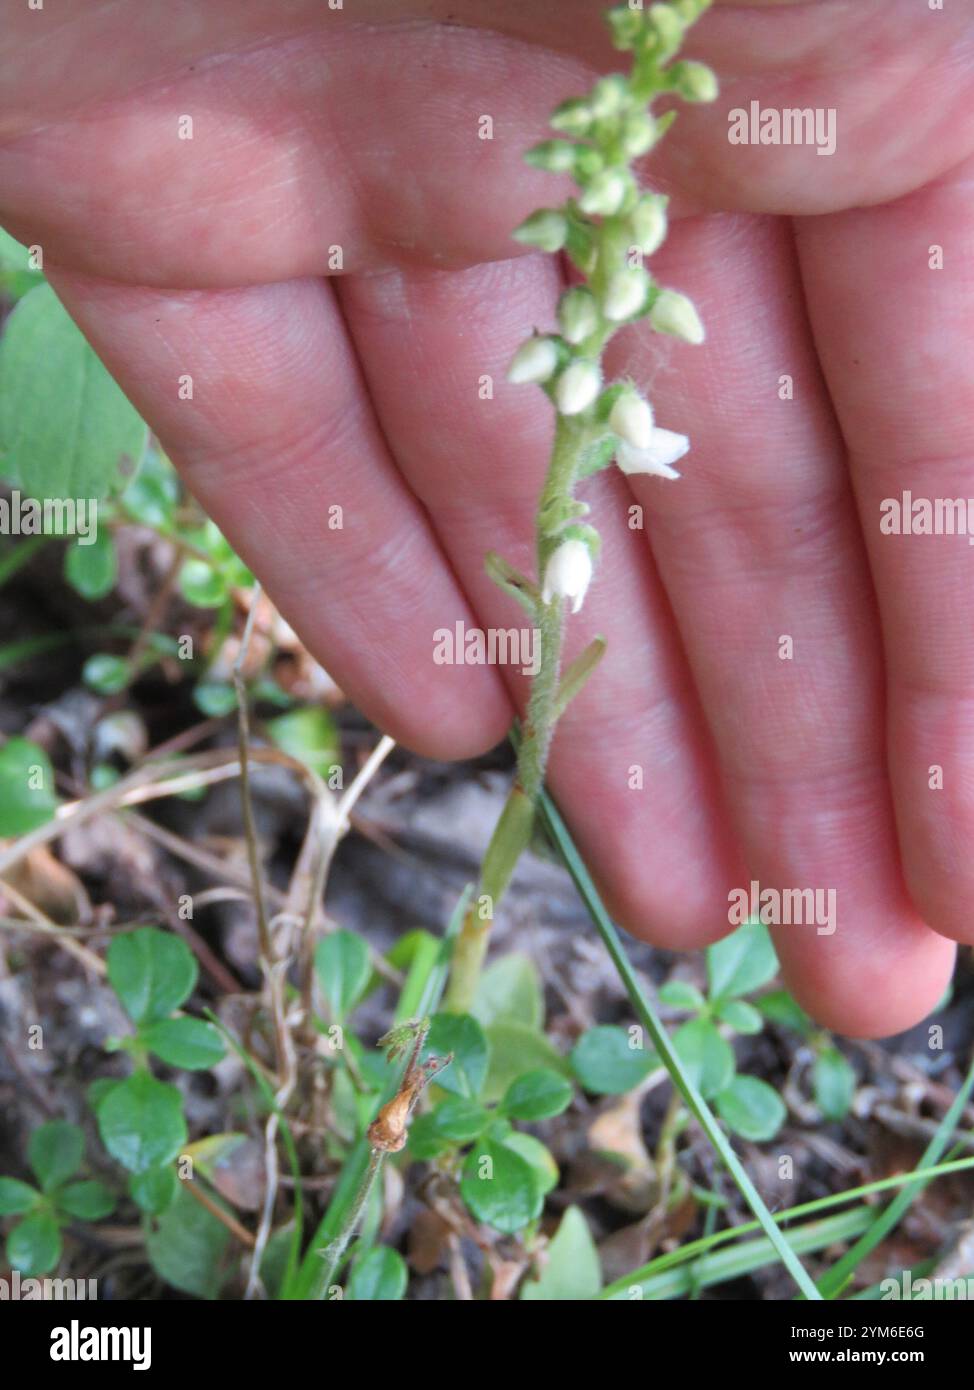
{"left": 315, "top": 930, "right": 371, "bottom": 1023}
{"left": 129, "top": 1165, "right": 178, "bottom": 1215}
{"left": 716, "top": 1074, "right": 786, "bottom": 1142}
{"left": 520, "top": 1206, "right": 602, "bottom": 1300}
{"left": 706, "top": 918, "right": 778, "bottom": 1000}
{"left": 482, "top": 1020, "right": 569, "bottom": 1103}
{"left": 430, "top": 1096, "right": 489, "bottom": 1144}
{"left": 471, "top": 953, "right": 544, "bottom": 1030}
{"left": 7, "top": 1210, "right": 62, "bottom": 1275}
{"left": 501, "top": 1132, "right": 558, "bottom": 1196}
{"left": 501, "top": 1068, "right": 573, "bottom": 1122}
{"left": 658, "top": 980, "right": 706, "bottom": 1013}
{"left": 64, "top": 531, "right": 117, "bottom": 600}
{"left": 346, "top": 1245, "right": 408, "bottom": 1301}
{"left": 96, "top": 1070, "right": 187, "bottom": 1174}
{"left": 460, "top": 1137, "right": 543, "bottom": 1235}
{"left": 192, "top": 681, "right": 237, "bottom": 717}
{"left": 714, "top": 998, "right": 763, "bottom": 1035}
{"left": 58, "top": 1179, "right": 116, "bottom": 1221}
{"left": 424, "top": 1013, "right": 489, "bottom": 1099}
{"left": 141, "top": 1017, "right": 226, "bottom": 1071}
{"left": 107, "top": 927, "right": 197, "bottom": 1024}
{"left": 0, "top": 1177, "right": 39, "bottom": 1215}
{"left": 570, "top": 1025, "right": 656, "bottom": 1096}
{"left": 756, "top": 989, "right": 813, "bottom": 1036}
{"left": 266, "top": 707, "right": 339, "bottom": 776}
{"left": 82, "top": 653, "right": 131, "bottom": 695}
{"left": 178, "top": 558, "right": 228, "bottom": 608}
{"left": 813, "top": 1047, "right": 856, "bottom": 1122}
{"left": 0, "top": 737, "right": 59, "bottom": 836}
{"left": 672, "top": 1017, "right": 736, "bottom": 1100}
{"left": 28, "top": 1120, "right": 83, "bottom": 1192}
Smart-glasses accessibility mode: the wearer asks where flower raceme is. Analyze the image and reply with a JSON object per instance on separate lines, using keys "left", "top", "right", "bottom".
{"left": 502, "top": 0, "right": 715, "bottom": 615}
{"left": 447, "top": 1, "right": 717, "bottom": 1013}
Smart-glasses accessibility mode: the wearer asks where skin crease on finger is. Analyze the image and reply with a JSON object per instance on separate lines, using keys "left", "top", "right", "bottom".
{"left": 1, "top": 0, "right": 970, "bottom": 1036}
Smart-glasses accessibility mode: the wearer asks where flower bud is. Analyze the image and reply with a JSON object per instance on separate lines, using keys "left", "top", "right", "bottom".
{"left": 648, "top": 288, "right": 706, "bottom": 344}
{"left": 512, "top": 209, "right": 569, "bottom": 253}
{"left": 507, "top": 337, "right": 560, "bottom": 385}
{"left": 629, "top": 194, "right": 668, "bottom": 256}
{"left": 542, "top": 537, "right": 593, "bottom": 614}
{"left": 578, "top": 169, "right": 631, "bottom": 217}
{"left": 524, "top": 140, "right": 578, "bottom": 173}
{"left": 669, "top": 60, "right": 718, "bottom": 104}
{"left": 589, "top": 75, "right": 630, "bottom": 120}
{"left": 558, "top": 288, "right": 600, "bottom": 345}
{"left": 602, "top": 267, "right": 650, "bottom": 322}
{"left": 609, "top": 392, "right": 655, "bottom": 449}
{"left": 648, "top": 4, "right": 684, "bottom": 54}
{"left": 615, "top": 428, "right": 690, "bottom": 480}
{"left": 550, "top": 98, "right": 594, "bottom": 136}
{"left": 555, "top": 360, "right": 602, "bottom": 416}
{"left": 620, "top": 112, "right": 658, "bottom": 159}
{"left": 606, "top": 6, "right": 645, "bottom": 51}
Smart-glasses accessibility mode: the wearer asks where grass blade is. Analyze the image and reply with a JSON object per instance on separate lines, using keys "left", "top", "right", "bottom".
{"left": 533, "top": 779, "right": 823, "bottom": 1301}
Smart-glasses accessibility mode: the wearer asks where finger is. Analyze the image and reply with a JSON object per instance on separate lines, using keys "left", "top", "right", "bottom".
{"left": 615, "top": 210, "right": 954, "bottom": 1036}
{"left": 336, "top": 253, "right": 745, "bottom": 949}
{"left": 5, "top": 2, "right": 974, "bottom": 287}
{"left": 795, "top": 153, "right": 974, "bottom": 948}
{"left": 46, "top": 269, "right": 511, "bottom": 758}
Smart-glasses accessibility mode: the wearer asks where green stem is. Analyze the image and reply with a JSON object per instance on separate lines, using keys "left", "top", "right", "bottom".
{"left": 445, "top": 418, "right": 583, "bottom": 1012}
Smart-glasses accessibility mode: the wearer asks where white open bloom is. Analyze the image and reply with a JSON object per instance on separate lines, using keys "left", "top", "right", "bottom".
{"left": 649, "top": 289, "right": 706, "bottom": 345}
{"left": 602, "top": 268, "right": 650, "bottom": 322}
{"left": 615, "top": 428, "right": 690, "bottom": 481}
{"left": 609, "top": 392, "right": 654, "bottom": 449}
{"left": 507, "top": 337, "right": 559, "bottom": 385}
{"left": 542, "top": 538, "right": 593, "bottom": 614}
{"left": 555, "top": 360, "right": 601, "bottom": 416}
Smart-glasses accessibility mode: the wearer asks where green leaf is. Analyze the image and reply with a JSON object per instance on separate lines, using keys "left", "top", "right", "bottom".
{"left": 192, "top": 681, "right": 237, "bottom": 717}
{"left": 460, "top": 1136, "right": 543, "bottom": 1234}
{"left": 501, "top": 1068, "right": 573, "bottom": 1122}
{"left": 716, "top": 1075, "right": 786, "bottom": 1142}
{"left": 658, "top": 980, "right": 706, "bottom": 1013}
{"left": 177, "top": 558, "right": 228, "bottom": 608}
{"left": 570, "top": 1025, "right": 657, "bottom": 1096}
{"left": 57, "top": 1179, "right": 116, "bottom": 1221}
{"left": 756, "top": 988, "right": 813, "bottom": 1036}
{"left": 96, "top": 1070, "right": 187, "bottom": 1174}
{"left": 82, "top": 653, "right": 130, "bottom": 695}
{"left": 0, "top": 736, "right": 59, "bottom": 835}
{"left": 28, "top": 1120, "right": 83, "bottom": 1192}
{"left": 145, "top": 1185, "right": 229, "bottom": 1298}
{"left": 813, "top": 1047, "right": 856, "bottom": 1122}
{"left": 706, "top": 919, "right": 778, "bottom": 1000}
{"left": 107, "top": 926, "right": 197, "bottom": 1024}
{"left": 520, "top": 1206, "right": 602, "bottom": 1300}
{"left": 430, "top": 1096, "right": 489, "bottom": 1144}
{"left": 121, "top": 449, "right": 178, "bottom": 529}
{"left": 6, "top": 1210, "right": 62, "bottom": 1275}
{"left": 266, "top": 707, "right": 339, "bottom": 776}
{"left": 0, "top": 228, "right": 44, "bottom": 303}
{"left": 406, "top": 1113, "right": 451, "bottom": 1161}
{"left": 471, "top": 952, "right": 544, "bottom": 1030}
{"left": 0, "top": 1177, "right": 39, "bottom": 1214}
{"left": 672, "top": 1017, "right": 735, "bottom": 1101}
{"left": 500, "top": 1131, "right": 558, "bottom": 1196}
{"left": 482, "top": 1020, "right": 570, "bottom": 1103}
{"left": 141, "top": 1017, "right": 226, "bottom": 1071}
{"left": 87, "top": 1077, "right": 121, "bottom": 1111}
{"left": 0, "top": 284, "right": 144, "bottom": 498}
{"left": 714, "top": 998, "right": 763, "bottom": 1035}
{"left": 129, "top": 1165, "right": 178, "bottom": 1215}
{"left": 63, "top": 531, "right": 117, "bottom": 600}
{"left": 315, "top": 930, "right": 372, "bottom": 1023}
{"left": 424, "top": 1013, "right": 489, "bottom": 1099}
{"left": 346, "top": 1245, "right": 408, "bottom": 1301}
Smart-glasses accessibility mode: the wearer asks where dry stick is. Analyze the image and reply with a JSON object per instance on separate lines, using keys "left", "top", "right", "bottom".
{"left": 0, "top": 876, "right": 106, "bottom": 975}
{"left": 182, "top": 1176, "right": 256, "bottom": 1248}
